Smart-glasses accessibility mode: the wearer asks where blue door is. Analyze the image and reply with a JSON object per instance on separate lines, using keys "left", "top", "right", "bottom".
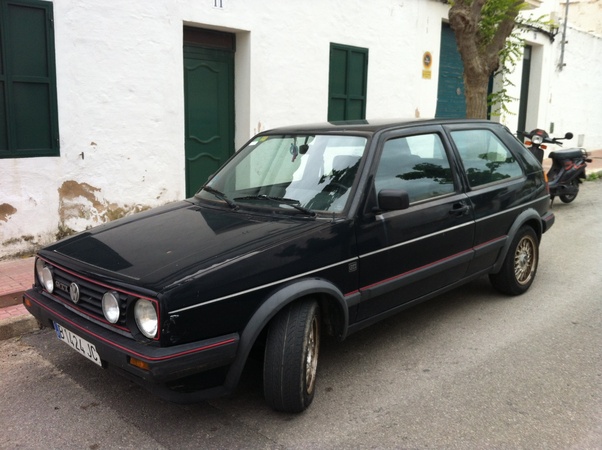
{"left": 436, "top": 23, "right": 466, "bottom": 118}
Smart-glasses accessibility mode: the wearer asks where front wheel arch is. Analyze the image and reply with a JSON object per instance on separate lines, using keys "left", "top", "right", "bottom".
{"left": 263, "top": 298, "right": 321, "bottom": 412}
{"left": 223, "top": 279, "right": 348, "bottom": 391}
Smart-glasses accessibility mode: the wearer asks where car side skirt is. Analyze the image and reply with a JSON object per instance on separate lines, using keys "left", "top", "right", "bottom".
{"left": 346, "top": 267, "right": 492, "bottom": 336}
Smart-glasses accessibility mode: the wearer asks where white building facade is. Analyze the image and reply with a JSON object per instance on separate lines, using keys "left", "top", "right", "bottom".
{"left": 1, "top": 0, "right": 601, "bottom": 259}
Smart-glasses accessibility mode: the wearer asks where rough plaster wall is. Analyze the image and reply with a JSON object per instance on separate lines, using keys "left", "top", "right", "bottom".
{"left": 0, "top": 0, "right": 183, "bottom": 259}
{"left": 0, "top": 159, "right": 63, "bottom": 258}
{"left": 570, "top": 0, "right": 602, "bottom": 34}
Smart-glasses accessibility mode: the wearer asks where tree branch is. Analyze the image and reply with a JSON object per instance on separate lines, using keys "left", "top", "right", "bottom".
{"left": 471, "top": 0, "right": 487, "bottom": 25}
{"left": 485, "top": 1, "right": 522, "bottom": 70}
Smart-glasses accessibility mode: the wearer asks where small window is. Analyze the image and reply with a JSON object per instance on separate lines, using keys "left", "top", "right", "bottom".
{"left": 451, "top": 129, "right": 523, "bottom": 187}
{"left": 375, "top": 133, "right": 455, "bottom": 204}
{"left": 0, "top": 0, "right": 59, "bottom": 158}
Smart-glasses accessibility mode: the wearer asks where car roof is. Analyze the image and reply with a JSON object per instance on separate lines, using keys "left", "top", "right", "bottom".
{"left": 261, "top": 118, "right": 494, "bottom": 135}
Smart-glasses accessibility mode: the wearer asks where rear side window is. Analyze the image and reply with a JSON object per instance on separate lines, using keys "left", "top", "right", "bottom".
{"left": 451, "top": 129, "right": 523, "bottom": 187}
{"left": 375, "top": 133, "right": 455, "bottom": 203}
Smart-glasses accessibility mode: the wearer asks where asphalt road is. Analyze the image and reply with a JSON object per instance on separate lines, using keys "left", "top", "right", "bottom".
{"left": 1, "top": 181, "right": 601, "bottom": 450}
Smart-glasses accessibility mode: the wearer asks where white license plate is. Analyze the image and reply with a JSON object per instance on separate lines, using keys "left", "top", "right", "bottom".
{"left": 53, "top": 322, "right": 102, "bottom": 367}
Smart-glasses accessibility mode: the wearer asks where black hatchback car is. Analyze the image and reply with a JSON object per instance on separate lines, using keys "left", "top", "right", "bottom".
{"left": 24, "top": 119, "right": 554, "bottom": 412}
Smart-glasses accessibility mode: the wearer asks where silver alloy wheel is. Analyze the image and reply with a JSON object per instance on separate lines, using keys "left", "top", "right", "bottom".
{"left": 305, "top": 315, "right": 320, "bottom": 395}
{"left": 514, "top": 234, "right": 537, "bottom": 285}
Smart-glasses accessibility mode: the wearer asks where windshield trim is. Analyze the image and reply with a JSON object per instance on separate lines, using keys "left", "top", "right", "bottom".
{"left": 197, "top": 132, "right": 369, "bottom": 218}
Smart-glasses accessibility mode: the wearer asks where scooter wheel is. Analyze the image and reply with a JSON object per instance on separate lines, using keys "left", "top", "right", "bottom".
{"left": 559, "top": 180, "right": 579, "bottom": 203}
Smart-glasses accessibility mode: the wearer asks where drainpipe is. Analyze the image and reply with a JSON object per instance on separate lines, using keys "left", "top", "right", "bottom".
{"left": 558, "top": 0, "right": 570, "bottom": 70}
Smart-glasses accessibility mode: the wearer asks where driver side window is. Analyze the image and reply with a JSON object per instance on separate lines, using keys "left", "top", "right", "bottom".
{"left": 375, "top": 134, "right": 455, "bottom": 204}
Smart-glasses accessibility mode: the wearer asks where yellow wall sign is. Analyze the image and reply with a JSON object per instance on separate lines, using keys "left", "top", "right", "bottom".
{"left": 423, "top": 52, "right": 433, "bottom": 69}
{"left": 422, "top": 51, "right": 433, "bottom": 80}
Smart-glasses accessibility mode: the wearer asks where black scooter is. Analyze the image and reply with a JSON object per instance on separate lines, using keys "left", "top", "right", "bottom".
{"left": 523, "top": 128, "right": 592, "bottom": 204}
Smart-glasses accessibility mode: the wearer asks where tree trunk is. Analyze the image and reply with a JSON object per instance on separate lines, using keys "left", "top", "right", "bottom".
{"left": 448, "top": 0, "right": 522, "bottom": 120}
{"left": 464, "top": 73, "right": 490, "bottom": 119}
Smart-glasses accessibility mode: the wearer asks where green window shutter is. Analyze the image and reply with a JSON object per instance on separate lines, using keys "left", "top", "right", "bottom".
{"left": 328, "top": 43, "right": 368, "bottom": 122}
{"left": 0, "top": 0, "right": 59, "bottom": 158}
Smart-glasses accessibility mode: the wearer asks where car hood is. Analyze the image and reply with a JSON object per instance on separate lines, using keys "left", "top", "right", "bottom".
{"left": 46, "top": 201, "right": 326, "bottom": 290}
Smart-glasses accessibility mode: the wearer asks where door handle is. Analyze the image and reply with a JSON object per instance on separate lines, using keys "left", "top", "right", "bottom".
{"left": 449, "top": 203, "right": 469, "bottom": 216}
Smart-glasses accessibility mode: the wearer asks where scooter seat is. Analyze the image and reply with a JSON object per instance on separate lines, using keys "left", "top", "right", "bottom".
{"left": 549, "top": 148, "right": 586, "bottom": 160}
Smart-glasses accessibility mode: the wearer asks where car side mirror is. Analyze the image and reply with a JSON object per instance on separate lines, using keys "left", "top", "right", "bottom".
{"left": 377, "top": 189, "right": 410, "bottom": 211}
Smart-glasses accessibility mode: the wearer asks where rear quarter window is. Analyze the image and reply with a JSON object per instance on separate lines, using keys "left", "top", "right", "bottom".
{"left": 451, "top": 129, "right": 524, "bottom": 188}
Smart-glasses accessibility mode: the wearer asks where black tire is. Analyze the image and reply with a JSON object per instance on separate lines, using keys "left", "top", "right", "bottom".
{"left": 263, "top": 299, "right": 321, "bottom": 413}
{"left": 489, "top": 226, "right": 539, "bottom": 296}
{"left": 559, "top": 179, "right": 579, "bottom": 203}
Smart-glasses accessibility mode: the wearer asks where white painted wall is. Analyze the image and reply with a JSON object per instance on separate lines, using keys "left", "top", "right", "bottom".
{"left": 1, "top": 0, "right": 601, "bottom": 259}
{"left": 501, "top": 0, "right": 602, "bottom": 151}
{"left": 547, "top": 25, "right": 602, "bottom": 148}
{"left": 1, "top": 0, "right": 187, "bottom": 258}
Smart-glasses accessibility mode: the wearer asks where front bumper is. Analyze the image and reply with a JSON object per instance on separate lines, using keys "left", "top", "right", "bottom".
{"left": 24, "top": 288, "right": 239, "bottom": 392}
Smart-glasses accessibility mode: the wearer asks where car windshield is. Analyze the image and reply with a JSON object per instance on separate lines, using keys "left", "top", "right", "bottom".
{"left": 195, "top": 134, "right": 367, "bottom": 215}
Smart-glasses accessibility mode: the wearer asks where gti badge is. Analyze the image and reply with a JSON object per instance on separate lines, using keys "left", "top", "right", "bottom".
{"left": 69, "top": 282, "right": 80, "bottom": 304}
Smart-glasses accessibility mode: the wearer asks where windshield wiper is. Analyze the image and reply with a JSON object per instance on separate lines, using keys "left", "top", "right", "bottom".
{"left": 235, "top": 195, "right": 316, "bottom": 217}
{"left": 201, "top": 186, "right": 239, "bottom": 210}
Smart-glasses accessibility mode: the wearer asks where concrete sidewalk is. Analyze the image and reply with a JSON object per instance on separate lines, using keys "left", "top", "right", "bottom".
{"left": 1, "top": 148, "right": 601, "bottom": 341}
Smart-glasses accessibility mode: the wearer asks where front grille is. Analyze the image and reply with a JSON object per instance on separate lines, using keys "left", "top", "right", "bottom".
{"left": 50, "top": 265, "right": 130, "bottom": 332}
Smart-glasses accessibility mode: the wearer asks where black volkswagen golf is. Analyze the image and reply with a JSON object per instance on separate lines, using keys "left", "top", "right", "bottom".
{"left": 24, "top": 119, "right": 554, "bottom": 412}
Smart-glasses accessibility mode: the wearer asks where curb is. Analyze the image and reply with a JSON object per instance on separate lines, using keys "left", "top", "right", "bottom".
{"left": 0, "top": 309, "right": 41, "bottom": 341}
{"left": 0, "top": 292, "right": 24, "bottom": 308}
{"left": 0, "top": 256, "right": 37, "bottom": 340}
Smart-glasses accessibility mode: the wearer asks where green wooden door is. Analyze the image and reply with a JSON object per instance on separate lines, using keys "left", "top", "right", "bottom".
{"left": 183, "top": 46, "right": 234, "bottom": 197}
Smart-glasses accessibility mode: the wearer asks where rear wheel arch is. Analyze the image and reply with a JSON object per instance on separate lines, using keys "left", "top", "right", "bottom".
{"left": 492, "top": 209, "right": 542, "bottom": 274}
{"left": 490, "top": 225, "right": 539, "bottom": 295}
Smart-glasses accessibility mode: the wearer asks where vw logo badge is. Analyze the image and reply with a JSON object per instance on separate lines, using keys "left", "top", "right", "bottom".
{"left": 69, "top": 282, "right": 80, "bottom": 304}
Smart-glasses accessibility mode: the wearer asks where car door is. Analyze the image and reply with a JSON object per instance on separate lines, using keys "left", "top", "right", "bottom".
{"left": 355, "top": 127, "right": 475, "bottom": 322}
{"left": 445, "top": 124, "right": 528, "bottom": 276}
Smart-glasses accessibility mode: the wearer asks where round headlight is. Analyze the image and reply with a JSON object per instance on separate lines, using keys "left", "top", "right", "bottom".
{"left": 36, "top": 259, "right": 54, "bottom": 293}
{"left": 102, "top": 291, "right": 120, "bottom": 324}
{"left": 134, "top": 299, "right": 158, "bottom": 339}
{"left": 35, "top": 258, "right": 45, "bottom": 282}
{"left": 531, "top": 135, "right": 543, "bottom": 145}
